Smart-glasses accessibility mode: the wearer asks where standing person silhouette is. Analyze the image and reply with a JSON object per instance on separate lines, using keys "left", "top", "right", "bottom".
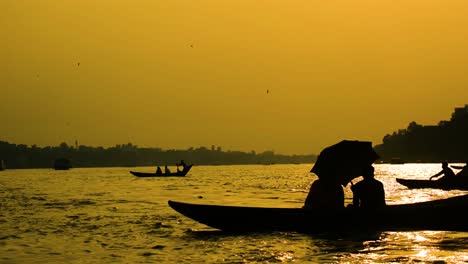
{"left": 180, "top": 160, "right": 187, "bottom": 167}
{"left": 351, "top": 166, "right": 386, "bottom": 209}
{"left": 177, "top": 160, "right": 187, "bottom": 169}
{"left": 429, "top": 161, "right": 455, "bottom": 182}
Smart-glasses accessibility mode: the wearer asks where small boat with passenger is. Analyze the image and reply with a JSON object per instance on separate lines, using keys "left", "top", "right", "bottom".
{"left": 396, "top": 177, "right": 468, "bottom": 190}
{"left": 130, "top": 164, "right": 193, "bottom": 177}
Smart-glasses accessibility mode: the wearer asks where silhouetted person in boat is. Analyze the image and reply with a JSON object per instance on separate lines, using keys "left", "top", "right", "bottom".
{"left": 303, "top": 178, "right": 344, "bottom": 210}
{"left": 156, "top": 166, "right": 162, "bottom": 174}
{"left": 164, "top": 165, "right": 171, "bottom": 175}
{"left": 351, "top": 166, "right": 386, "bottom": 209}
{"left": 429, "top": 161, "right": 455, "bottom": 182}
{"left": 176, "top": 160, "right": 188, "bottom": 173}
{"left": 177, "top": 160, "right": 187, "bottom": 168}
{"left": 451, "top": 161, "right": 468, "bottom": 178}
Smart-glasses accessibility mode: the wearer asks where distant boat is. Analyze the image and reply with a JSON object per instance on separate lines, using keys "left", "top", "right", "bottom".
{"left": 54, "top": 158, "right": 72, "bottom": 170}
{"left": 130, "top": 164, "right": 193, "bottom": 177}
{"left": 396, "top": 178, "right": 468, "bottom": 191}
{"left": 0, "top": 160, "right": 5, "bottom": 171}
{"left": 390, "top": 158, "right": 405, "bottom": 164}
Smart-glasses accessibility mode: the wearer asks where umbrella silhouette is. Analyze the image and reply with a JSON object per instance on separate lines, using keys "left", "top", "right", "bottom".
{"left": 311, "top": 140, "right": 380, "bottom": 186}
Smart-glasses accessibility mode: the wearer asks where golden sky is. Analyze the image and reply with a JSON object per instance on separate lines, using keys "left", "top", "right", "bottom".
{"left": 2, "top": 1, "right": 468, "bottom": 154}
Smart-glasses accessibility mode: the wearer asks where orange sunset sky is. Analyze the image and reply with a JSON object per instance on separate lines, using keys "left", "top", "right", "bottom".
{"left": 3, "top": 1, "right": 468, "bottom": 154}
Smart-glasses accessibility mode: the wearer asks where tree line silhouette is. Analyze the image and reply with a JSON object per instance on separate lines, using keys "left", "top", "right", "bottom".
{"left": 1, "top": 105, "right": 467, "bottom": 169}
{"left": 0, "top": 142, "right": 316, "bottom": 169}
{"left": 375, "top": 105, "right": 468, "bottom": 163}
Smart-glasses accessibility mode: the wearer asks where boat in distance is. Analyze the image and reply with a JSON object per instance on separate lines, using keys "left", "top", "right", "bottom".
{"left": 390, "top": 157, "right": 405, "bottom": 164}
{"left": 54, "top": 158, "right": 72, "bottom": 170}
{"left": 396, "top": 178, "right": 468, "bottom": 190}
{"left": 168, "top": 194, "right": 468, "bottom": 233}
{"left": 130, "top": 164, "right": 193, "bottom": 177}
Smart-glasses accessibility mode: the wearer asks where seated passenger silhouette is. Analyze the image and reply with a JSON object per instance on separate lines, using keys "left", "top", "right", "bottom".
{"left": 351, "top": 166, "right": 386, "bottom": 209}
{"left": 156, "top": 166, "right": 162, "bottom": 174}
{"left": 303, "top": 178, "right": 344, "bottom": 210}
{"left": 164, "top": 165, "right": 171, "bottom": 175}
{"left": 429, "top": 161, "right": 455, "bottom": 182}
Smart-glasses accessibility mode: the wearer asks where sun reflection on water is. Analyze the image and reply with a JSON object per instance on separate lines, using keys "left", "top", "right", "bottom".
{"left": 416, "top": 249, "right": 428, "bottom": 257}
{"left": 0, "top": 164, "right": 467, "bottom": 263}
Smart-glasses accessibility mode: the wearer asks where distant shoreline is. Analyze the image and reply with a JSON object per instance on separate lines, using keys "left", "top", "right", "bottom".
{"left": 0, "top": 141, "right": 316, "bottom": 169}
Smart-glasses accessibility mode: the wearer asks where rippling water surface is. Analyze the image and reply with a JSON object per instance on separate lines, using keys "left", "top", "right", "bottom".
{"left": 1, "top": 164, "right": 467, "bottom": 263}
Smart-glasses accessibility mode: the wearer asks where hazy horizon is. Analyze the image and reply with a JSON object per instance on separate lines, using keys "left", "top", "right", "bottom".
{"left": 3, "top": 1, "right": 468, "bottom": 155}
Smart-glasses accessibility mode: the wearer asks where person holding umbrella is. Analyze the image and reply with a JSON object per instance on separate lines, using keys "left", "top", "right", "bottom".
{"left": 351, "top": 165, "right": 386, "bottom": 209}
{"left": 304, "top": 140, "right": 380, "bottom": 210}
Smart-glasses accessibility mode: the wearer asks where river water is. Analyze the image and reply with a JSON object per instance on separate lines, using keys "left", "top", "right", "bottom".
{"left": 1, "top": 164, "right": 467, "bottom": 263}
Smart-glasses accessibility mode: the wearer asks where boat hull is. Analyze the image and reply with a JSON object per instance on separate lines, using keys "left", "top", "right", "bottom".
{"left": 168, "top": 195, "right": 468, "bottom": 233}
{"left": 130, "top": 164, "right": 193, "bottom": 177}
{"left": 396, "top": 178, "right": 468, "bottom": 190}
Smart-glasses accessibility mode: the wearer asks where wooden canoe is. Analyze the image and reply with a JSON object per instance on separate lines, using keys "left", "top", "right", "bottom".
{"left": 168, "top": 194, "right": 468, "bottom": 233}
{"left": 130, "top": 164, "right": 193, "bottom": 177}
{"left": 396, "top": 178, "right": 468, "bottom": 190}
